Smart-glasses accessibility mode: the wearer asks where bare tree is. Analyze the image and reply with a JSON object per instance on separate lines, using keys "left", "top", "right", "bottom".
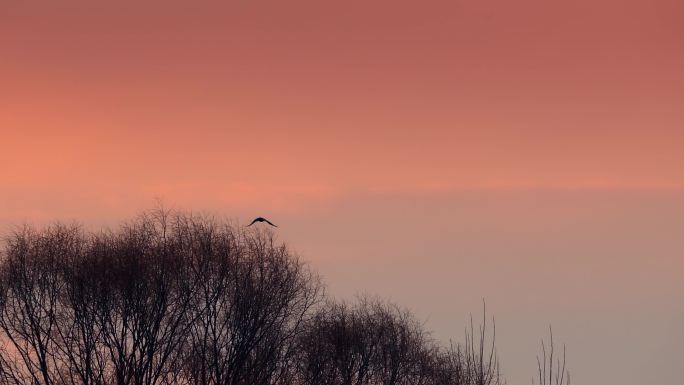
{"left": 428, "top": 343, "right": 466, "bottom": 385}
{"left": 0, "top": 209, "right": 562, "bottom": 385}
{"left": 90, "top": 211, "right": 201, "bottom": 385}
{"left": 367, "top": 299, "right": 433, "bottom": 385}
{"left": 0, "top": 224, "right": 81, "bottom": 385}
{"left": 53, "top": 229, "right": 108, "bottom": 385}
{"left": 168, "top": 214, "right": 323, "bottom": 385}
{"left": 296, "top": 299, "right": 385, "bottom": 385}
{"left": 295, "top": 297, "right": 439, "bottom": 385}
{"left": 0, "top": 210, "right": 323, "bottom": 385}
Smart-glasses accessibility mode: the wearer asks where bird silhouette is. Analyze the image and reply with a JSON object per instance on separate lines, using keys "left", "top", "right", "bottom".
{"left": 247, "top": 217, "right": 277, "bottom": 227}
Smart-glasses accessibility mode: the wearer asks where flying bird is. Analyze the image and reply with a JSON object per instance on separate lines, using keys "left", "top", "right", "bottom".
{"left": 247, "top": 217, "right": 277, "bottom": 227}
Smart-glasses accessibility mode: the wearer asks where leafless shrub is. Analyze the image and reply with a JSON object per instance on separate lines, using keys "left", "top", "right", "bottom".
{"left": 462, "top": 302, "right": 501, "bottom": 385}
{"left": 533, "top": 327, "right": 569, "bottom": 385}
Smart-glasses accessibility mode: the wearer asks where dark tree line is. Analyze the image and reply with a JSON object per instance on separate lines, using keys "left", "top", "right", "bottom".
{"left": 0, "top": 210, "right": 560, "bottom": 385}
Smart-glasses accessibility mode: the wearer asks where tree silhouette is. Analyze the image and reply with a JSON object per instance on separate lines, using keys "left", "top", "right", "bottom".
{"left": 534, "top": 327, "right": 569, "bottom": 385}
{"left": 0, "top": 209, "right": 566, "bottom": 385}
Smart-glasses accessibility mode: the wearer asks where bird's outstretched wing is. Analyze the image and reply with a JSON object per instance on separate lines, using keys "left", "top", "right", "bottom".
{"left": 247, "top": 217, "right": 277, "bottom": 227}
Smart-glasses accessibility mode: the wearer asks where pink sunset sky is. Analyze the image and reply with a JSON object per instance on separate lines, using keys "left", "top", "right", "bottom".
{"left": 1, "top": 1, "right": 683, "bottom": 384}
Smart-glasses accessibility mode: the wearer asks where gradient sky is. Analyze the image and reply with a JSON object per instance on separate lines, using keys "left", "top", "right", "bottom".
{"left": 1, "top": 1, "right": 683, "bottom": 384}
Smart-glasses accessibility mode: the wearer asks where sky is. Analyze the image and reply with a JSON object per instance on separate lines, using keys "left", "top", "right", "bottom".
{"left": 1, "top": 1, "right": 683, "bottom": 384}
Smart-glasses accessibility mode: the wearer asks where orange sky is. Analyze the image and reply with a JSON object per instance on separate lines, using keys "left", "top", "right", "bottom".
{"left": 1, "top": 1, "right": 683, "bottom": 384}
